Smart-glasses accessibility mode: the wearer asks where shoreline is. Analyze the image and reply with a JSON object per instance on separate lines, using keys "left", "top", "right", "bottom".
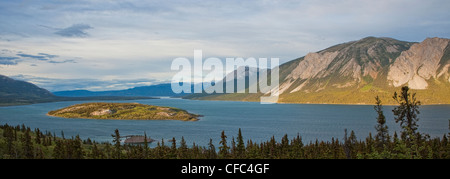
{"left": 46, "top": 113, "right": 200, "bottom": 121}
{"left": 186, "top": 98, "right": 450, "bottom": 106}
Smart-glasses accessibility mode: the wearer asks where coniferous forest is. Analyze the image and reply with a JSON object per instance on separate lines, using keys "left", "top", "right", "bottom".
{"left": 1, "top": 86, "right": 449, "bottom": 159}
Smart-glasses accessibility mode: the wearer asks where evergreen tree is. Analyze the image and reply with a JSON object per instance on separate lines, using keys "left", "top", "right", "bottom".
{"left": 22, "top": 128, "right": 34, "bottom": 159}
{"left": 207, "top": 139, "right": 217, "bottom": 159}
{"left": 160, "top": 139, "right": 167, "bottom": 159}
{"left": 230, "top": 138, "right": 236, "bottom": 158}
{"left": 143, "top": 132, "right": 149, "bottom": 159}
{"left": 111, "top": 129, "right": 121, "bottom": 159}
{"left": 290, "top": 133, "right": 304, "bottom": 159}
{"left": 34, "top": 147, "right": 45, "bottom": 159}
{"left": 343, "top": 129, "right": 350, "bottom": 159}
{"left": 218, "top": 131, "right": 230, "bottom": 159}
{"left": 91, "top": 143, "right": 103, "bottom": 159}
{"left": 3, "top": 126, "right": 14, "bottom": 156}
{"left": 53, "top": 140, "right": 64, "bottom": 159}
{"left": 343, "top": 129, "right": 357, "bottom": 159}
{"left": 34, "top": 128, "right": 41, "bottom": 144}
{"left": 236, "top": 128, "right": 245, "bottom": 158}
{"left": 178, "top": 136, "right": 188, "bottom": 159}
{"left": 170, "top": 137, "right": 177, "bottom": 159}
{"left": 72, "top": 135, "right": 84, "bottom": 159}
{"left": 392, "top": 86, "right": 421, "bottom": 144}
{"left": 103, "top": 142, "right": 112, "bottom": 159}
{"left": 281, "top": 134, "right": 290, "bottom": 158}
{"left": 374, "top": 96, "right": 389, "bottom": 148}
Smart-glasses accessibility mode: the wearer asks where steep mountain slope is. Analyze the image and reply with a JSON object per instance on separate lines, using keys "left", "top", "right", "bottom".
{"left": 0, "top": 75, "right": 156, "bottom": 106}
{"left": 0, "top": 75, "right": 56, "bottom": 105}
{"left": 387, "top": 37, "right": 450, "bottom": 89}
{"left": 187, "top": 37, "right": 450, "bottom": 104}
{"left": 278, "top": 37, "right": 414, "bottom": 94}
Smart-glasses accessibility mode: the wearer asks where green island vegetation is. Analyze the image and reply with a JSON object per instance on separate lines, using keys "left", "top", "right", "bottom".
{"left": 47, "top": 102, "right": 200, "bottom": 121}
{"left": 1, "top": 86, "right": 449, "bottom": 159}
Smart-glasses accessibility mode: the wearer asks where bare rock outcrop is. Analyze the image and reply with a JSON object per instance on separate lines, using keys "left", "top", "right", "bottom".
{"left": 387, "top": 37, "right": 450, "bottom": 89}
{"left": 90, "top": 109, "right": 114, "bottom": 116}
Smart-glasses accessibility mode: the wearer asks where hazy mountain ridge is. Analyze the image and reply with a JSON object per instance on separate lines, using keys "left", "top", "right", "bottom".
{"left": 0, "top": 74, "right": 56, "bottom": 105}
{"left": 0, "top": 75, "right": 156, "bottom": 106}
{"left": 53, "top": 83, "right": 191, "bottom": 97}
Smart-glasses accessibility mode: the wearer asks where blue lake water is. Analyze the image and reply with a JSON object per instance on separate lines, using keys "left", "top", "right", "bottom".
{"left": 0, "top": 98, "right": 449, "bottom": 147}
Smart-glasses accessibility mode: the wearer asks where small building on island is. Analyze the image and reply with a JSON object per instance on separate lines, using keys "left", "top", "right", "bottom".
{"left": 123, "top": 135, "right": 155, "bottom": 145}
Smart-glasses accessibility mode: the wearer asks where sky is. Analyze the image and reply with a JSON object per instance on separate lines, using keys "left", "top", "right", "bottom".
{"left": 0, "top": 0, "right": 449, "bottom": 91}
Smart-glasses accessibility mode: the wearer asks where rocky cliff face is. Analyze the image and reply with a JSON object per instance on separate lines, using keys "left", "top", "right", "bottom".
{"left": 387, "top": 37, "right": 450, "bottom": 89}
{"left": 279, "top": 37, "right": 414, "bottom": 93}
{"left": 187, "top": 36, "right": 450, "bottom": 104}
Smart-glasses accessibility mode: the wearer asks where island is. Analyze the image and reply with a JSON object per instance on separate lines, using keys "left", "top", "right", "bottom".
{"left": 47, "top": 102, "right": 201, "bottom": 121}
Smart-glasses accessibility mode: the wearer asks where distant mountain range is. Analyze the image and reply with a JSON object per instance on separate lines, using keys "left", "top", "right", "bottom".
{"left": 53, "top": 83, "right": 191, "bottom": 97}
{"left": 186, "top": 37, "right": 450, "bottom": 104}
{"left": 0, "top": 75, "right": 156, "bottom": 106}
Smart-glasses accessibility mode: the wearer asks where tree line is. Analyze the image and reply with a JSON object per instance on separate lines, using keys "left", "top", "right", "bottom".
{"left": 0, "top": 86, "right": 449, "bottom": 159}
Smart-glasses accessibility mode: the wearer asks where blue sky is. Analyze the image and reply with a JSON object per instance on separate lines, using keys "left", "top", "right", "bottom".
{"left": 1, "top": 0, "right": 449, "bottom": 91}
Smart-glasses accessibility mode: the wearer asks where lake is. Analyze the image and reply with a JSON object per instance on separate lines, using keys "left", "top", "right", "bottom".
{"left": 0, "top": 98, "right": 449, "bottom": 147}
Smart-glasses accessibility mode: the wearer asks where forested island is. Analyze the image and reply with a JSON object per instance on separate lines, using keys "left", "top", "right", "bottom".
{"left": 47, "top": 102, "right": 200, "bottom": 121}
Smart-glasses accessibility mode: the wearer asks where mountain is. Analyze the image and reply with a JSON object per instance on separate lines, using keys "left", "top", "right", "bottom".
{"left": 0, "top": 74, "right": 57, "bottom": 105}
{"left": 0, "top": 75, "right": 156, "bottom": 106}
{"left": 54, "top": 83, "right": 194, "bottom": 97}
{"left": 186, "top": 37, "right": 450, "bottom": 104}
{"left": 387, "top": 37, "right": 450, "bottom": 89}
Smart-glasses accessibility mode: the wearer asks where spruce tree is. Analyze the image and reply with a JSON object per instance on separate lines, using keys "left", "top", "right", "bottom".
{"left": 73, "top": 135, "right": 84, "bottom": 159}
{"left": 143, "top": 132, "right": 149, "bottom": 158}
{"left": 91, "top": 143, "right": 102, "bottom": 159}
{"left": 170, "top": 137, "right": 177, "bottom": 159}
{"left": 374, "top": 96, "right": 389, "bottom": 148}
{"left": 208, "top": 138, "right": 217, "bottom": 159}
{"left": 230, "top": 138, "right": 236, "bottom": 158}
{"left": 392, "top": 86, "right": 421, "bottom": 144}
{"left": 4, "top": 126, "right": 14, "bottom": 156}
{"left": 178, "top": 136, "right": 188, "bottom": 159}
{"left": 23, "top": 128, "right": 34, "bottom": 159}
{"left": 34, "top": 128, "right": 41, "bottom": 144}
{"left": 111, "top": 129, "right": 121, "bottom": 159}
{"left": 281, "top": 134, "right": 289, "bottom": 158}
{"left": 219, "top": 131, "right": 230, "bottom": 159}
{"left": 236, "top": 128, "right": 245, "bottom": 158}
{"left": 53, "top": 140, "right": 64, "bottom": 159}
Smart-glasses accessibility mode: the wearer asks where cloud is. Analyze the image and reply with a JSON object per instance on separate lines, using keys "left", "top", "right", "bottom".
{"left": 48, "top": 59, "right": 76, "bottom": 64}
{"left": 38, "top": 53, "right": 58, "bottom": 59}
{"left": 54, "top": 24, "right": 93, "bottom": 37}
{"left": 0, "top": 50, "right": 76, "bottom": 65}
{"left": 0, "top": 56, "right": 19, "bottom": 65}
{"left": 17, "top": 53, "right": 48, "bottom": 61}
